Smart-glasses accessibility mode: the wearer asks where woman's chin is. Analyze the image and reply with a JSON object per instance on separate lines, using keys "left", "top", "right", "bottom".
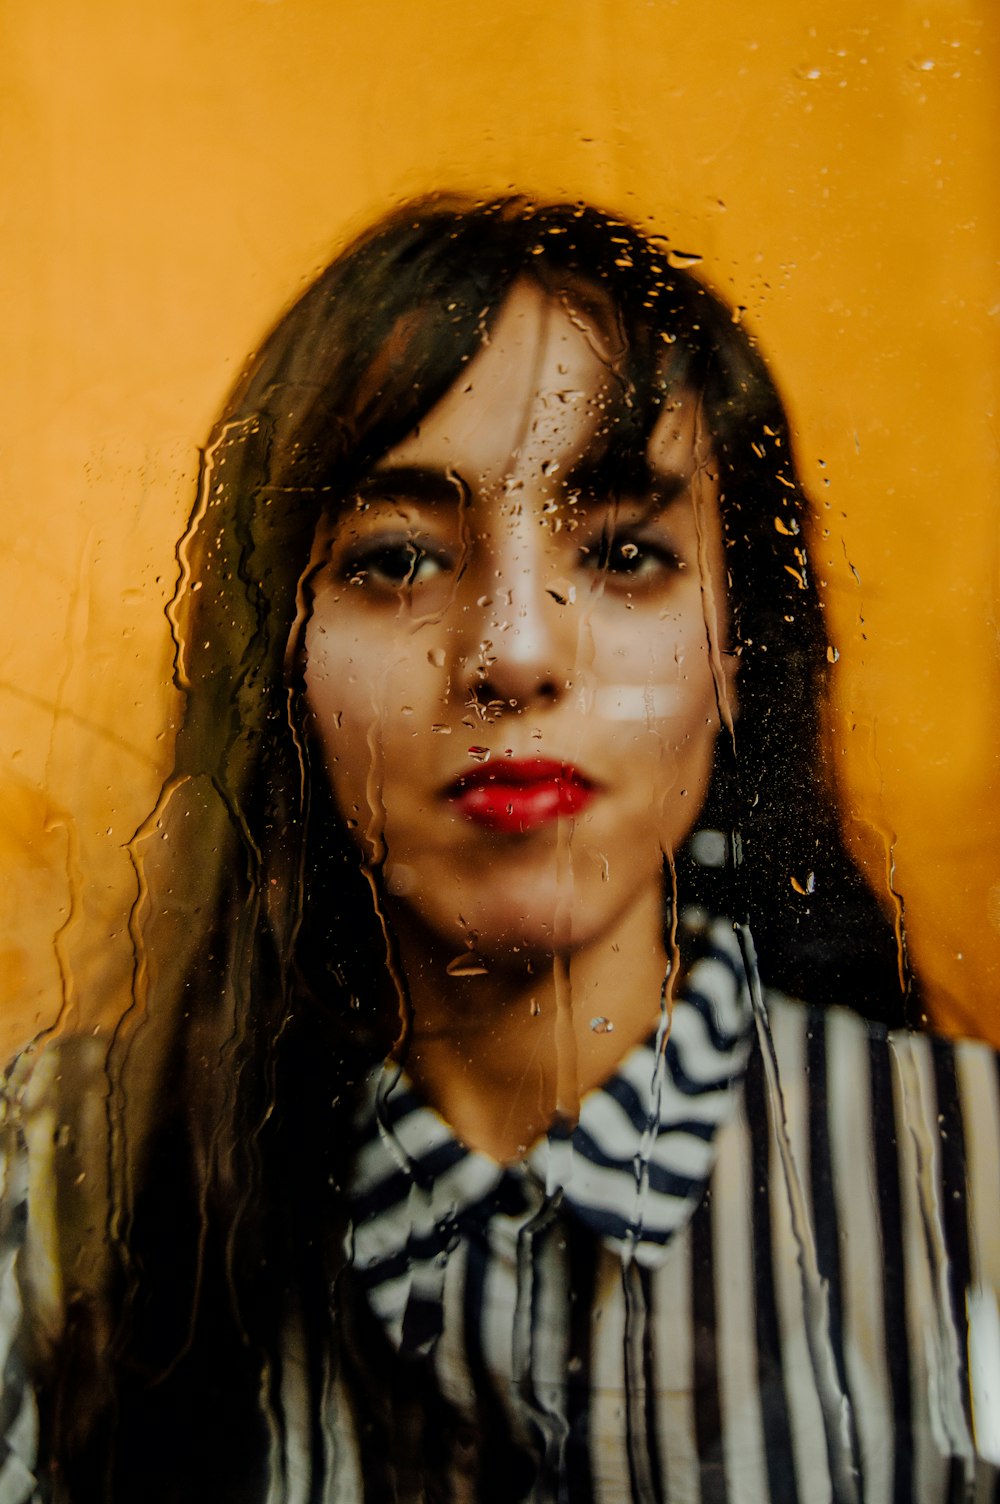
{"left": 387, "top": 878, "right": 627, "bottom": 975}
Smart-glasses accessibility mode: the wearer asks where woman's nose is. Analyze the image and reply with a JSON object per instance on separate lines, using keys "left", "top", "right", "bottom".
{"left": 456, "top": 516, "right": 573, "bottom": 713}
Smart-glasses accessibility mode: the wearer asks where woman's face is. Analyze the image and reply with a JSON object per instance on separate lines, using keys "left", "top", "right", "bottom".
{"left": 304, "top": 280, "right": 736, "bottom": 967}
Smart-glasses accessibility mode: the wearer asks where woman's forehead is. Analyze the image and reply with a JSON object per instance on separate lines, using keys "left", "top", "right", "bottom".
{"left": 372, "top": 279, "right": 705, "bottom": 492}
{"left": 647, "top": 390, "right": 713, "bottom": 477}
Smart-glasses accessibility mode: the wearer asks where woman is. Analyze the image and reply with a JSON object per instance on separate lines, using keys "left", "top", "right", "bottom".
{"left": 2, "top": 196, "right": 997, "bottom": 1502}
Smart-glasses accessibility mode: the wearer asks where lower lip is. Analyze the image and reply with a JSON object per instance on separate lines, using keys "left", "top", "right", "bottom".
{"left": 451, "top": 769, "right": 595, "bottom": 834}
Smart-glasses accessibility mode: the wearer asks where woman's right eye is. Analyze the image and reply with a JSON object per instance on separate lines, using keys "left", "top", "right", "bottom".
{"left": 340, "top": 538, "right": 450, "bottom": 591}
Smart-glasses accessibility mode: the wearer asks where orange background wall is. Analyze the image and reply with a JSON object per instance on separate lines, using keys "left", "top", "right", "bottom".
{"left": 2, "top": 0, "right": 998, "bottom": 1055}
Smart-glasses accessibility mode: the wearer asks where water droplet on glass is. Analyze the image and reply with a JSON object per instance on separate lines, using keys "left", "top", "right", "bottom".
{"left": 666, "top": 248, "right": 703, "bottom": 268}
{"left": 427, "top": 647, "right": 446, "bottom": 668}
{"left": 431, "top": 723, "right": 452, "bottom": 735}
{"left": 446, "top": 953, "right": 489, "bottom": 977}
{"left": 467, "top": 745, "right": 491, "bottom": 763}
{"left": 827, "top": 645, "right": 840, "bottom": 663}
{"left": 590, "top": 1016, "right": 614, "bottom": 1035}
{"left": 774, "top": 515, "right": 799, "bottom": 536}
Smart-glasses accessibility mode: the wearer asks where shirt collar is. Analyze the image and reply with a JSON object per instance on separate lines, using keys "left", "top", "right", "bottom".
{"left": 345, "top": 919, "right": 752, "bottom": 1346}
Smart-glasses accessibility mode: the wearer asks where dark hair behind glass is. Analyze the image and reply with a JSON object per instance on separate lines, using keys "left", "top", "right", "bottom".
{"left": 39, "top": 195, "right": 912, "bottom": 1501}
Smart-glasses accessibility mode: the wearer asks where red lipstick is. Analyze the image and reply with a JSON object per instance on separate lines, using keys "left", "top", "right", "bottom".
{"left": 448, "top": 757, "right": 596, "bottom": 834}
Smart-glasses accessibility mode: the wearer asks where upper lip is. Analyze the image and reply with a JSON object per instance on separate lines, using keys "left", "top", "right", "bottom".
{"left": 446, "top": 757, "right": 596, "bottom": 796}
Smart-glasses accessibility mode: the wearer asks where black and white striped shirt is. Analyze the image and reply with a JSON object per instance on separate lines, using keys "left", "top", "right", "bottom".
{"left": 334, "top": 920, "right": 1000, "bottom": 1503}
{"left": 1, "top": 920, "right": 998, "bottom": 1501}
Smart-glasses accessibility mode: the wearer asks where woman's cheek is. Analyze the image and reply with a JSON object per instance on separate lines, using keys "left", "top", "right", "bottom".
{"left": 305, "top": 647, "right": 375, "bottom": 828}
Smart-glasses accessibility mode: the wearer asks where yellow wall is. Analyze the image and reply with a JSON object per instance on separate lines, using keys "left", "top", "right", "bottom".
{"left": 2, "top": 0, "right": 998, "bottom": 1055}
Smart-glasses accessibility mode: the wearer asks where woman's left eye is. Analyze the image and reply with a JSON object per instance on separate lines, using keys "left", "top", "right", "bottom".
{"left": 582, "top": 532, "right": 683, "bottom": 582}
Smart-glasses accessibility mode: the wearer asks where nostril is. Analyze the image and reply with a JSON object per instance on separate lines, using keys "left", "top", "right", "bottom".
{"left": 469, "top": 676, "right": 560, "bottom": 711}
{"left": 467, "top": 677, "right": 505, "bottom": 709}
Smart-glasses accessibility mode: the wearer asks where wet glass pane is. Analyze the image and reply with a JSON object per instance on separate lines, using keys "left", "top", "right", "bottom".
{"left": 1, "top": 4, "right": 998, "bottom": 1500}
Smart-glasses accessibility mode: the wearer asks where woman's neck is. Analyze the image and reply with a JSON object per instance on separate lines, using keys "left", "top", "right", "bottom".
{"left": 390, "top": 886, "right": 671, "bottom": 1163}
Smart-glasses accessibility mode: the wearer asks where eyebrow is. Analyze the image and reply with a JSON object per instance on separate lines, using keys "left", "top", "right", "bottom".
{"left": 356, "top": 465, "right": 468, "bottom": 507}
{"left": 355, "top": 456, "right": 692, "bottom": 512}
{"left": 563, "top": 453, "right": 690, "bottom": 508}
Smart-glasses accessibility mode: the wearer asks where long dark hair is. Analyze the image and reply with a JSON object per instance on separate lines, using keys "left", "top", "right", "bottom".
{"left": 38, "top": 195, "right": 910, "bottom": 1501}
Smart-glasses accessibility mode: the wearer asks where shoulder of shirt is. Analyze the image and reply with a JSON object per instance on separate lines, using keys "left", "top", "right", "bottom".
{"left": 0, "top": 1037, "right": 111, "bottom": 1504}
{"left": 758, "top": 989, "right": 1000, "bottom": 1265}
{"left": 761, "top": 986, "right": 1000, "bottom": 1067}
{"left": 0, "top": 1034, "right": 113, "bottom": 1353}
